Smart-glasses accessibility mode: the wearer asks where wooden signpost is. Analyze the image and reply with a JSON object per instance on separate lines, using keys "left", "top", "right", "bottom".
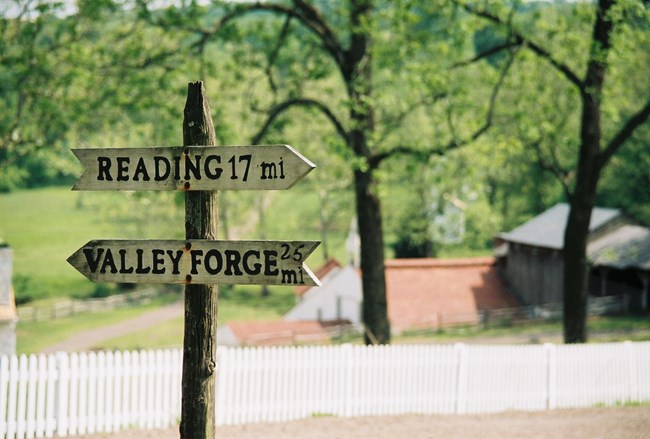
{"left": 67, "top": 81, "right": 319, "bottom": 439}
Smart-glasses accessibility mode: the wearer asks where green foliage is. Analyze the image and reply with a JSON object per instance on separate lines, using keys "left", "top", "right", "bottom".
{"left": 0, "top": 0, "right": 648, "bottom": 307}
{"left": 598, "top": 128, "right": 650, "bottom": 225}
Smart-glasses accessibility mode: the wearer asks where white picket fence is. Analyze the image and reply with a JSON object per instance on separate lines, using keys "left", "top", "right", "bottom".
{"left": 0, "top": 341, "right": 649, "bottom": 438}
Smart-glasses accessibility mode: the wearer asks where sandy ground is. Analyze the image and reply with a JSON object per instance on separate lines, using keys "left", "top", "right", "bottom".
{"left": 65, "top": 406, "right": 650, "bottom": 439}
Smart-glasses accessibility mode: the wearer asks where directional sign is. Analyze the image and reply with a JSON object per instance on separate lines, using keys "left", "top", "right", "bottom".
{"left": 71, "top": 144, "right": 315, "bottom": 191}
{"left": 67, "top": 239, "right": 321, "bottom": 286}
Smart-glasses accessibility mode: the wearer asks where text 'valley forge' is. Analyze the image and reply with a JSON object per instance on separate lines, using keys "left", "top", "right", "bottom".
{"left": 71, "top": 144, "right": 315, "bottom": 191}
{"left": 68, "top": 240, "right": 321, "bottom": 286}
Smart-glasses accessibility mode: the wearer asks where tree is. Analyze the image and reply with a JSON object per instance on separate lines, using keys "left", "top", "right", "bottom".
{"left": 159, "top": 0, "right": 513, "bottom": 344}
{"left": 461, "top": 0, "right": 650, "bottom": 342}
{"left": 0, "top": 1, "right": 192, "bottom": 190}
{"left": 0, "top": 2, "right": 79, "bottom": 190}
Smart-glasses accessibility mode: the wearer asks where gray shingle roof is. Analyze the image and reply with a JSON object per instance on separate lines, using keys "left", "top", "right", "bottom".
{"left": 588, "top": 225, "right": 650, "bottom": 270}
{"left": 499, "top": 203, "right": 621, "bottom": 250}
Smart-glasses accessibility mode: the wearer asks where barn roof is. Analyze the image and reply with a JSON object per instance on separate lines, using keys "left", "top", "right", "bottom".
{"left": 221, "top": 320, "right": 331, "bottom": 346}
{"left": 385, "top": 257, "right": 518, "bottom": 331}
{"left": 294, "top": 258, "right": 342, "bottom": 298}
{"left": 588, "top": 225, "right": 650, "bottom": 270}
{"left": 499, "top": 203, "right": 621, "bottom": 250}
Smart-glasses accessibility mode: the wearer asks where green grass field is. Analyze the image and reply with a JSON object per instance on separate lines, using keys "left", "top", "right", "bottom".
{"left": 0, "top": 186, "right": 350, "bottom": 303}
{"left": 1, "top": 187, "right": 119, "bottom": 301}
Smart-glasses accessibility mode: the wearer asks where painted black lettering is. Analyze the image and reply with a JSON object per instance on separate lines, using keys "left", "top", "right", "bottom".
{"left": 135, "top": 249, "right": 151, "bottom": 274}
{"left": 281, "top": 269, "right": 298, "bottom": 284}
{"left": 83, "top": 248, "right": 104, "bottom": 273}
{"left": 185, "top": 155, "right": 201, "bottom": 180}
{"left": 154, "top": 157, "right": 171, "bottom": 181}
{"left": 204, "top": 249, "right": 223, "bottom": 275}
{"left": 224, "top": 250, "right": 243, "bottom": 276}
{"left": 204, "top": 155, "right": 222, "bottom": 179}
{"left": 152, "top": 249, "right": 165, "bottom": 274}
{"left": 242, "top": 250, "right": 261, "bottom": 275}
{"left": 240, "top": 154, "right": 251, "bottom": 181}
{"left": 100, "top": 249, "right": 118, "bottom": 274}
{"left": 167, "top": 250, "right": 183, "bottom": 275}
{"left": 263, "top": 250, "right": 279, "bottom": 276}
{"left": 133, "top": 157, "right": 151, "bottom": 181}
{"left": 173, "top": 156, "right": 182, "bottom": 180}
{"left": 119, "top": 249, "right": 133, "bottom": 274}
{"left": 292, "top": 244, "right": 305, "bottom": 262}
{"left": 260, "top": 161, "right": 277, "bottom": 180}
{"left": 116, "top": 157, "right": 130, "bottom": 181}
{"left": 191, "top": 250, "right": 203, "bottom": 274}
{"left": 97, "top": 157, "right": 113, "bottom": 181}
{"left": 228, "top": 156, "right": 237, "bottom": 180}
{"left": 280, "top": 243, "right": 291, "bottom": 260}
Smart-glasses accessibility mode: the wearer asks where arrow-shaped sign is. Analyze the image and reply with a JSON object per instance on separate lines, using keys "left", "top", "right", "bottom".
{"left": 67, "top": 239, "right": 321, "bottom": 286}
{"left": 71, "top": 144, "right": 315, "bottom": 191}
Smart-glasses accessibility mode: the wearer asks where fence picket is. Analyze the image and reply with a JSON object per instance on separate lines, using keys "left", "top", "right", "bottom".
{"left": 55, "top": 353, "right": 70, "bottom": 437}
{"left": 119, "top": 351, "right": 131, "bottom": 431}
{"left": 104, "top": 352, "right": 114, "bottom": 433}
{"left": 44, "top": 355, "right": 57, "bottom": 437}
{"left": 34, "top": 356, "right": 46, "bottom": 437}
{"left": 67, "top": 353, "right": 79, "bottom": 436}
{"left": 95, "top": 352, "right": 105, "bottom": 433}
{"left": 86, "top": 353, "right": 96, "bottom": 434}
{"left": 16, "top": 355, "right": 28, "bottom": 438}
{"left": 7, "top": 356, "right": 18, "bottom": 439}
{"left": 76, "top": 353, "right": 88, "bottom": 435}
{"left": 26, "top": 356, "right": 38, "bottom": 438}
{"left": 137, "top": 351, "right": 147, "bottom": 430}
{"left": 0, "top": 356, "right": 9, "bottom": 437}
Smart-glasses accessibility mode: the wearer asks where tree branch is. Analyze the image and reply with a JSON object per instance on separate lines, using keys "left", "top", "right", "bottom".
{"left": 375, "top": 93, "right": 447, "bottom": 148}
{"left": 265, "top": 15, "right": 293, "bottom": 94}
{"left": 452, "top": 40, "right": 519, "bottom": 68}
{"left": 457, "top": 1, "right": 584, "bottom": 91}
{"left": 251, "top": 98, "right": 348, "bottom": 145}
{"left": 196, "top": 1, "right": 346, "bottom": 72}
{"left": 532, "top": 140, "right": 573, "bottom": 197}
{"left": 599, "top": 98, "right": 650, "bottom": 169}
{"left": 371, "top": 46, "right": 517, "bottom": 166}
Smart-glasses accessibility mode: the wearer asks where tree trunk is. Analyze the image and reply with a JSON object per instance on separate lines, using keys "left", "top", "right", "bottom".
{"left": 562, "top": 109, "right": 602, "bottom": 343}
{"left": 354, "top": 168, "right": 390, "bottom": 344}
{"left": 345, "top": 0, "right": 390, "bottom": 344}
{"left": 562, "top": 196, "right": 593, "bottom": 343}
{"left": 180, "top": 81, "right": 219, "bottom": 439}
{"left": 562, "top": 0, "right": 612, "bottom": 344}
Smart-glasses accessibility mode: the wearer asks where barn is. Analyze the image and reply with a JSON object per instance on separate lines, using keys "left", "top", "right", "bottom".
{"left": 496, "top": 203, "right": 649, "bottom": 311}
{"left": 283, "top": 256, "right": 516, "bottom": 333}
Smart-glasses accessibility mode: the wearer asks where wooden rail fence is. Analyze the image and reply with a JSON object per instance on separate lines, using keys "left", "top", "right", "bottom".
{"left": 16, "top": 289, "right": 161, "bottom": 323}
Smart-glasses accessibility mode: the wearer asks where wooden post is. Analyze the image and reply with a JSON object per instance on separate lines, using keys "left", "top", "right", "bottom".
{"left": 180, "top": 81, "right": 219, "bottom": 439}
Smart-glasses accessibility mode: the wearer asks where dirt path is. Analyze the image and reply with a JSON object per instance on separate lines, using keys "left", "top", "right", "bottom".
{"left": 66, "top": 406, "right": 650, "bottom": 439}
{"left": 41, "top": 302, "right": 183, "bottom": 353}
